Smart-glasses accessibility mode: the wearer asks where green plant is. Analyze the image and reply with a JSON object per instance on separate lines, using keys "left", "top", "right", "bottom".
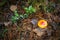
{"left": 11, "top": 10, "right": 19, "bottom": 23}
{"left": 24, "top": 5, "right": 36, "bottom": 14}
{"left": 11, "top": 10, "right": 27, "bottom": 23}
{"left": 11, "top": 6, "right": 36, "bottom": 23}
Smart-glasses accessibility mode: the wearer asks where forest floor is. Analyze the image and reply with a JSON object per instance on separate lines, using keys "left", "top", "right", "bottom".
{"left": 0, "top": 0, "right": 60, "bottom": 40}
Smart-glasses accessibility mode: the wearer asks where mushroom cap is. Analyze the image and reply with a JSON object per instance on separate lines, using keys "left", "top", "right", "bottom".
{"left": 38, "top": 20, "right": 48, "bottom": 28}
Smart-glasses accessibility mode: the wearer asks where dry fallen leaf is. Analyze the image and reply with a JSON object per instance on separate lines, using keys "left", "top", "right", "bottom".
{"left": 10, "top": 5, "right": 17, "bottom": 11}
{"left": 33, "top": 28, "right": 46, "bottom": 37}
{"left": 4, "top": 21, "right": 12, "bottom": 26}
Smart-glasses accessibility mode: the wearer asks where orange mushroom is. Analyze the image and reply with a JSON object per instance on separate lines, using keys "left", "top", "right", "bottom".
{"left": 38, "top": 20, "right": 48, "bottom": 28}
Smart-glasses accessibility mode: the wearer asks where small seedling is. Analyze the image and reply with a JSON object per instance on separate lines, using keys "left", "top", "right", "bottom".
{"left": 11, "top": 10, "right": 19, "bottom": 23}
{"left": 24, "top": 5, "right": 36, "bottom": 14}
{"left": 11, "top": 10, "right": 28, "bottom": 23}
